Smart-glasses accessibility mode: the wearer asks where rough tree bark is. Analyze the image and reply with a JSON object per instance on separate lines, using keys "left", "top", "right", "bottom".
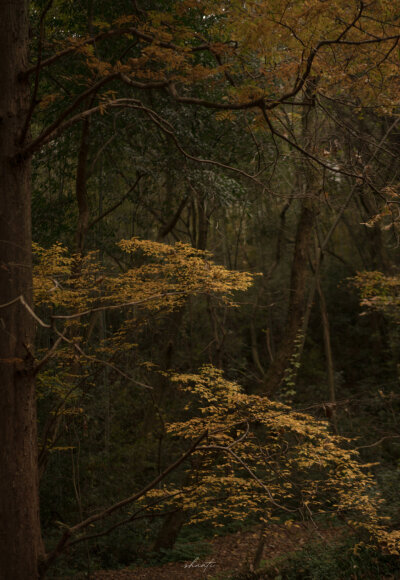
{"left": 0, "top": 1, "right": 44, "bottom": 578}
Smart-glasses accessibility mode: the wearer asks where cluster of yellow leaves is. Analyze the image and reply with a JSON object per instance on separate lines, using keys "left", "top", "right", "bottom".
{"left": 33, "top": 238, "right": 253, "bottom": 311}
{"left": 33, "top": 242, "right": 73, "bottom": 304}
{"left": 353, "top": 271, "right": 400, "bottom": 319}
{"left": 32, "top": 238, "right": 254, "bottom": 460}
{"left": 116, "top": 238, "right": 253, "bottom": 304}
{"left": 138, "top": 366, "right": 400, "bottom": 552}
{"left": 33, "top": 237, "right": 253, "bottom": 405}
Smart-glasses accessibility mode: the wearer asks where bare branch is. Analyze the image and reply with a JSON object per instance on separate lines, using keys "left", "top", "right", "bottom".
{"left": 88, "top": 173, "right": 144, "bottom": 230}
{"left": 34, "top": 331, "right": 65, "bottom": 374}
{"left": 0, "top": 295, "right": 50, "bottom": 328}
{"left": 157, "top": 195, "right": 189, "bottom": 240}
{"left": 50, "top": 291, "right": 184, "bottom": 321}
{"left": 52, "top": 327, "right": 154, "bottom": 390}
{"left": 21, "top": 73, "right": 121, "bottom": 157}
{"left": 355, "top": 435, "right": 400, "bottom": 451}
{"left": 42, "top": 431, "right": 208, "bottom": 573}
{"left": 67, "top": 493, "right": 182, "bottom": 548}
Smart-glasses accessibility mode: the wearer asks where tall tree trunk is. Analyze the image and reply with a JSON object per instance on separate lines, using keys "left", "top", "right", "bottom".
{"left": 75, "top": 117, "right": 91, "bottom": 255}
{"left": 317, "top": 277, "right": 338, "bottom": 434}
{"left": 264, "top": 202, "right": 315, "bottom": 395}
{"left": 264, "top": 80, "right": 319, "bottom": 396}
{"left": 0, "top": 1, "right": 43, "bottom": 578}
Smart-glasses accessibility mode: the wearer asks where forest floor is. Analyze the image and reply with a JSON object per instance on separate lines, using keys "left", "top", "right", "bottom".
{"left": 91, "top": 523, "right": 341, "bottom": 580}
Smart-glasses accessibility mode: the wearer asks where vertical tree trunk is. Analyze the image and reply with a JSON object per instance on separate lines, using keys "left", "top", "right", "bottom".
{"left": 317, "top": 277, "right": 338, "bottom": 434}
{"left": 0, "top": 2, "right": 43, "bottom": 578}
{"left": 264, "top": 80, "right": 319, "bottom": 396}
{"left": 152, "top": 509, "right": 187, "bottom": 553}
{"left": 75, "top": 117, "right": 91, "bottom": 255}
{"left": 264, "top": 202, "right": 315, "bottom": 395}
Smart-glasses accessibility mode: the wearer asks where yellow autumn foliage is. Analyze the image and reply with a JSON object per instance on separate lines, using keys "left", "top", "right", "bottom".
{"left": 138, "top": 365, "right": 400, "bottom": 553}
{"left": 32, "top": 240, "right": 400, "bottom": 555}
{"left": 32, "top": 237, "right": 254, "bottom": 427}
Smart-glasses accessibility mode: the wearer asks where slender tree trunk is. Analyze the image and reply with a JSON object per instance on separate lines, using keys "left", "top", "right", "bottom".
{"left": 264, "top": 80, "right": 319, "bottom": 396}
{"left": 0, "top": 2, "right": 44, "bottom": 577}
{"left": 194, "top": 193, "right": 208, "bottom": 251}
{"left": 252, "top": 524, "right": 268, "bottom": 571}
{"left": 264, "top": 201, "right": 315, "bottom": 395}
{"left": 317, "top": 277, "right": 338, "bottom": 434}
{"left": 75, "top": 117, "right": 91, "bottom": 255}
{"left": 75, "top": 5, "right": 94, "bottom": 256}
{"left": 152, "top": 509, "right": 187, "bottom": 553}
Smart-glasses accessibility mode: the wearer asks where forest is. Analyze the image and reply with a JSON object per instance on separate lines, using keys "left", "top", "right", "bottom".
{"left": 2, "top": 1, "right": 400, "bottom": 578}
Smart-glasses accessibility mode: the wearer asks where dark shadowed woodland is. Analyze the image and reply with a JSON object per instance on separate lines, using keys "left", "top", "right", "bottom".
{"left": 3, "top": 1, "right": 400, "bottom": 578}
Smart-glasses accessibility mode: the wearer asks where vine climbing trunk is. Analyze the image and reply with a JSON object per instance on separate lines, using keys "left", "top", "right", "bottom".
{"left": 264, "top": 202, "right": 315, "bottom": 395}
{"left": 264, "top": 80, "right": 319, "bottom": 396}
{"left": 0, "top": 1, "right": 44, "bottom": 578}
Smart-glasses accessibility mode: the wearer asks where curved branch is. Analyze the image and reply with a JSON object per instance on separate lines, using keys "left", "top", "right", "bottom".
{"left": 67, "top": 493, "right": 182, "bottom": 548}
{"left": 20, "top": 73, "right": 121, "bottom": 157}
{"left": 88, "top": 173, "right": 145, "bottom": 230}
